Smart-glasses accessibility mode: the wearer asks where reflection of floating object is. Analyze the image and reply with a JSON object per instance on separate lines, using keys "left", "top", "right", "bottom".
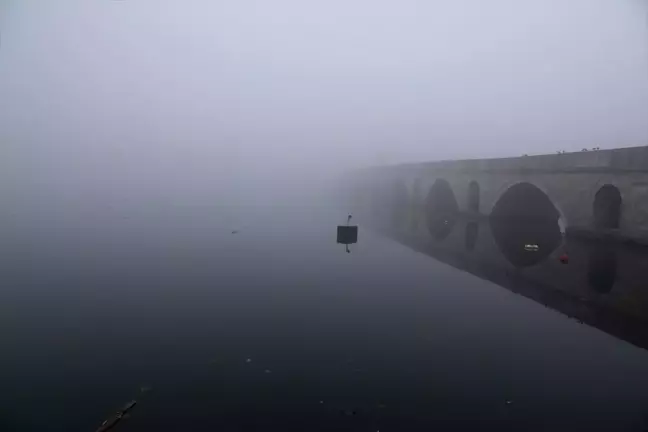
{"left": 337, "top": 215, "right": 358, "bottom": 253}
{"left": 559, "top": 253, "right": 569, "bottom": 264}
{"left": 524, "top": 244, "right": 539, "bottom": 251}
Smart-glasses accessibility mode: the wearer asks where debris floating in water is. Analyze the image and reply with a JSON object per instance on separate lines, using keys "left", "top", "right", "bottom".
{"left": 231, "top": 230, "right": 239, "bottom": 234}
{"left": 245, "top": 358, "right": 252, "bottom": 363}
{"left": 523, "top": 244, "right": 539, "bottom": 252}
{"left": 505, "top": 400, "right": 513, "bottom": 405}
{"left": 264, "top": 369, "right": 272, "bottom": 374}
{"left": 95, "top": 400, "right": 137, "bottom": 432}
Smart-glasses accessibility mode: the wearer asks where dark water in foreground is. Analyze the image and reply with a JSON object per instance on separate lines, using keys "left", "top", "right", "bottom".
{"left": 2, "top": 205, "right": 648, "bottom": 431}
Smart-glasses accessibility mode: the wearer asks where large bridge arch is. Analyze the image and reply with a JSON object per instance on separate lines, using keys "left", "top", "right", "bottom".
{"left": 426, "top": 178, "right": 459, "bottom": 240}
{"left": 593, "top": 184, "right": 622, "bottom": 229}
{"left": 485, "top": 179, "right": 569, "bottom": 232}
{"left": 489, "top": 182, "right": 565, "bottom": 267}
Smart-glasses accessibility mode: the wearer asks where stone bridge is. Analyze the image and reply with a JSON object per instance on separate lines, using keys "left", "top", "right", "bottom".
{"left": 343, "top": 146, "right": 648, "bottom": 350}
{"left": 348, "top": 146, "right": 648, "bottom": 241}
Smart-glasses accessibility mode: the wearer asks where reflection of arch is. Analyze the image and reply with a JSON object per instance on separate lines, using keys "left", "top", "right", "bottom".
{"left": 465, "top": 222, "right": 478, "bottom": 251}
{"left": 593, "top": 185, "right": 621, "bottom": 229}
{"left": 588, "top": 246, "right": 617, "bottom": 294}
{"left": 426, "top": 179, "right": 459, "bottom": 240}
{"left": 490, "top": 182, "right": 562, "bottom": 267}
{"left": 467, "top": 181, "right": 480, "bottom": 213}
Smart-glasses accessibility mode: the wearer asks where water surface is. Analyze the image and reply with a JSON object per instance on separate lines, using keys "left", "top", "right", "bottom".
{"left": 2, "top": 204, "right": 648, "bottom": 431}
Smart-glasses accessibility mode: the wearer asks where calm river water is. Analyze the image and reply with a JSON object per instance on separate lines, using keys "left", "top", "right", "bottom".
{"left": 2, "top": 203, "right": 648, "bottom": 431}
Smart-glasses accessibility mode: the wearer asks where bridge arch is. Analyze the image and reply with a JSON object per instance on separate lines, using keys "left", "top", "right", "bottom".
{"left": 593, "top": 184, "right": 622, "bottom": 229}
{"left": 426, "top": 179, "right": 459, "bottom": 240}
{"left": 490, "top": 182, "right": 564, "bottom": 267}
{"left": 490, "top": 180, "right": 568, "bottom": 232}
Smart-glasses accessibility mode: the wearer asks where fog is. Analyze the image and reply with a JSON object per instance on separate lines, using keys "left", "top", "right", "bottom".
{"left": 2, "top": 0, "right": 648, "bottom": 209}
{"left": 4, "top": 5, "right": 648, "bottom": 430}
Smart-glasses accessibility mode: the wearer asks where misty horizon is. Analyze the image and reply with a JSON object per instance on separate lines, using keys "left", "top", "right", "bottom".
{"left": 2, "top": 1, "right": 648, "bottom": 205}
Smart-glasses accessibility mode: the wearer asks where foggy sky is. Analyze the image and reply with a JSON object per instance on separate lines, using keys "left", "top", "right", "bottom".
{"left": 2, "top": 0, "right": 648, "bottom": 206}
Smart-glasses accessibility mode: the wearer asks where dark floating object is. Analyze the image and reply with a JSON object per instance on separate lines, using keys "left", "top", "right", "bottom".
{"left": 231, "top": 230, "right": 239, "bottom": 234}
{"left": 337, "top": 215, "right": 358, "bottom": 253}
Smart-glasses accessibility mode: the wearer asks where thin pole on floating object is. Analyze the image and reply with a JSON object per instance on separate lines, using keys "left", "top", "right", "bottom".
{"left": 346, "top": 215, "right": 352, "bottom": 253}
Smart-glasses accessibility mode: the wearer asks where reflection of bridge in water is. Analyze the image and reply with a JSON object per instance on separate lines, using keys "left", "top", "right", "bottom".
{"left": 374, "top": 218, "right": 648, "bottom": 351}
{"left": 347, "top": 147, "right": 648, "bottom": 351}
